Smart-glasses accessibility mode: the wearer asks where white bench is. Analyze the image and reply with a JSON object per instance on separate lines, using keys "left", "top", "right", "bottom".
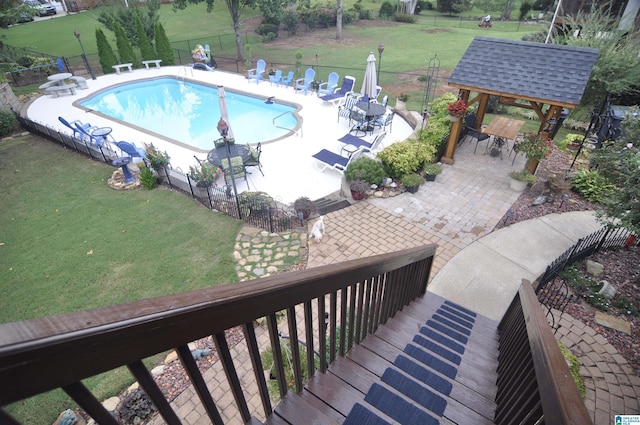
{"left": 142, "top": 59, "right": 162, "bottom": 70}
{"left": 112, "top": 63, "right": 133, "bottom": 75}
{"left": 69, "top": 76, "right": 88, "bottom": 89}
{"left": 44, "top": 83, "right": 77, "bottom": 98}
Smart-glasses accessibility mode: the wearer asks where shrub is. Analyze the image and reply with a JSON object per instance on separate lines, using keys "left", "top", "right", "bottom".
{"left": 394, "top": 14, "right": 416, "bottom": 23}
{"left": 0, "top": 109, "right": 18, "bottom": 137}
{"left": 139, "top": 166, "right": 157, "bottom": 189}
{"left": 509, "top": 169, "right": 536, "bottom": 182}
{"left": 282, "top": 11, "right": 300, "bottom": 35}
{"left": 378, "top": 139, "right": 435, "bottom": 179}
{"left": 379, "top": 1, "right": 395, "bottom": 18}
{"left": 293, "top": 196, "right": 316, "bottom": 216}
{"left": 415, "top": 0, "right": 432, "bottom": 12}
{"left": 154, "top": 22, "right": 176, "bottom": 65}
{"left": 344, "top": 156, "right": 386, "bottom": 184}
{"left": 96, "top": 27, "right": 119, "bottom": 74}
{"left": 257, "top": 23, "right": 279, "bottom": 37}
{"left": 349, "top": 179, "right": 369, "bottom": 193}
{"left": 359, "top": 9, "right": 372, "bottom": 19}
{"left": 116, "top": 389, "right": 155, "bottom": 424}
{"left": 423, "top": 162, "right": 442, "bottom": 176}
{"left": 144, "top": 143, "right": 170, "bottom": 171}
{"left": 571, "top": 168, "right": 615, "bottom": 203}
{"left": 400, "top": 173, "right": 425, "bottom": 187}
{"left": 262, "top": 32, "right": 277, "bottom": 42}
{"left": 238, "top": 191, "right": 273, "bottom": 218}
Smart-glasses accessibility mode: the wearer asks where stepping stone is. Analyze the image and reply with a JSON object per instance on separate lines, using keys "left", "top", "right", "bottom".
{"left": 594, "top": 311, "right": 631, "bottom": 335}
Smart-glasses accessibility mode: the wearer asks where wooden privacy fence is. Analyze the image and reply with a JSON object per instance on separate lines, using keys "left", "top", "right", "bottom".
{"left": 0, "top": 245, "right": 436, "bottom": 424}
{"left": 17, "top": 116, "right": 300, "bottom": 233}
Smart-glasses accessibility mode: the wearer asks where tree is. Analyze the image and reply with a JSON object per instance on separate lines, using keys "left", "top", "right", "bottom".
{"left": 437, "top": 0, "right": 471, "bottom": 15}
{"left": 95, "top": 27, "right": 119, "bottom": 74}
{"left": 557, "top": 7, "right": 640, "bottom": 109}
{"left": 135, "top": 11, "right": 155, "bottom": 60}
{"left": 173, "top": 0, "right": 258, "bottom": 63}
{"left": 97, "top": 0, "right": 160, "bottom": 47}
{"left": 154, "top": 22, "right": 175, "bottom": 65}
{"left": 114, "top": 20, "right": 137, "bottom": 66}
{"left": 592, "top": 112, "right": 640, "bottom": 233}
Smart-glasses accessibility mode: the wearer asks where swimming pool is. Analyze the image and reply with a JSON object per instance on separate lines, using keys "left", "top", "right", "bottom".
{"left": 77, "top": 77, "right": 301, "bottom": 152}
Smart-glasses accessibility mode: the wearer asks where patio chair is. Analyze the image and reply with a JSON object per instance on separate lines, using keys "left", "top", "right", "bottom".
{"left": 319, "top": 76, "right": 356, "bottom": 104}
{"left": 373, "top": 110, "right": 394, "bottom": 133}
{"left": 269, "top": 70, "right": 282, "bottom": 86}
{"left": 349, "top": 107, "right": 367, "bottom": 137}
{"left": 244, "top": 142, "right": 264, "bottom": 176}
{"left": 463, "top": 113, "right": 491, "bottom": 153}
{"left": 247, "top": 59, "right": 266, "bottom": 84}
{"left": 58, "top": 116, "right": 95, "bottom": 141}
{"left": 338, "top": 132, "right": 386, "bottom": 154}
{"left": 221, "top": 155, "right": 249, "bottom": 188}
{"left": 294, "top": 68, "right": 315, "bottom": 95}
{"left": 312, "top": 146, "right": 365, "bottom": 173}
{"left": 317, "top": 72, "right": 339, "bottom": 96}
{"left": 337, "top": 93, "right": 361, "bottom": 123}
{"left": 74, "top": 122, "right": 102, "bottom": 146}
{"left": 279, "top": 71, "right": 295, "bottom": 89}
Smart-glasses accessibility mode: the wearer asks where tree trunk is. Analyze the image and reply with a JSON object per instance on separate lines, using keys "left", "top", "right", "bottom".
{"left": 336, "top": 0, "right": 343, "bottom": 40}
{"left": 226, "top": 0, "right": 245, "bottom": 62}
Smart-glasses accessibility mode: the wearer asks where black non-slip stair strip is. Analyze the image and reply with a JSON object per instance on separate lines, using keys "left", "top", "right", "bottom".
{"left": 412, "top": 334, "right": 462, "bottom": 365}
{"left": 381, "top": 368, "right": 448, "bottom": 416}
{"left": 364, "top": 383, "right": 440, "bottom": 425}
{"left": 419, "top": 326, "right": 466, "bottom": 355}
{"left": 439, "top": 304, "right": 476, "bottom": 324}
{"left": 426, "top": 319, "right": 469, "bottom": 344}
{"left": 404, "top": 343, "right": 458, "bottom": 379}
{"left": 393, "top": 355, "right": 453, "bottom": 396}
{"left": 343, "top": 403, "right": 392, "bottom": 425}
{"left": 436, "top": 308, "right": 475, "bottom": 328}
{"left": 443, "top": 299, "right": 477, "bottom": 317}
{"left": 432, "top": 314, "right": 473, "bottom": 336}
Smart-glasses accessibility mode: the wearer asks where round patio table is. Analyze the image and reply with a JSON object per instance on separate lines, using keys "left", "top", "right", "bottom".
{"left": 355, "top": 101, "right": 387, "bottom": 133}
{"left": 47, "top": 73, "right": 72, "bottom": 85}
{"left": 207, "top": 143, "right": 252, "bottom": 167}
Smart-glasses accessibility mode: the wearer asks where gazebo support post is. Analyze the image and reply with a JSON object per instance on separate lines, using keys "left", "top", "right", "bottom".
{"left": 442, "top": 89, "right": 471, "bottom": 164}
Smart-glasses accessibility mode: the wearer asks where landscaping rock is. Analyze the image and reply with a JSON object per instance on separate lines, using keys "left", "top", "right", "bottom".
{"left": 586, "top": 259, "right": 605, "bottom": 277}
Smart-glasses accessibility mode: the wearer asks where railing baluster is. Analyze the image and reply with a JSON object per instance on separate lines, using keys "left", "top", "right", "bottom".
{"left": 242, "top": 322, "right": 273, "bottom": 417}
{"left": 213, "top": 332, "right": 251, "bottom": 422}
{"left": 339, "top": 286, "right": 348, "bottom": 357}
{"left": 355, "top": 279, "right": 366, "bottom": 344}
{"left": 318, "top": 296, "right": 327, "bottom": 373}
{"left": 361, "top": 278, "right": 373, "bottom": 340}
{"left": 329, "top": 291, "right": 337, "bottom": 363}
{"left": 347, "top": 283, "right": 357, "bottom": 351}
{"left": 128, "top": 360, "right": 181, "bottom": 425}
{"left": 371, "top": 274, "right": 385, "bottom": 331}
{"left": 266, "top": 314, "right": 287, "bottom": 398}
{"left": 62, "top": 382, "right": 120, "bottom": 425}
{"left": 286, "top": 307, "right": 303, "bottom": 393}
{"left": 176, "top": 344, "right": 224, "bottom": 425}
{"left": 303, "top": 301, "right": 315, "bottom": 379}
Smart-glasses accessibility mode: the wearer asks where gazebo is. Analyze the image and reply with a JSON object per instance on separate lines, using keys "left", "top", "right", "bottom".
{"left": 443, "top": 36, "right": 599, "bottom": 164}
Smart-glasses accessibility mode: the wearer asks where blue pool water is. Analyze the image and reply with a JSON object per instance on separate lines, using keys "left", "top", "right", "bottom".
{"left": 79, "top": 77, "right": 300, "bottom": 151}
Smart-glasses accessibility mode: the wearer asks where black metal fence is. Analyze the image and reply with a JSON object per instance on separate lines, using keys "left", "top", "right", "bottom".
{"left": 535, "top": 226, "right": 638, "bottom": 331}
{"left": 17, "top": 116, "right": 301, "bottom": 234}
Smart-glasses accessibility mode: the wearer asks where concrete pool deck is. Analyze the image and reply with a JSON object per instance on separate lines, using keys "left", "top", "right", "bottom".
{"left": 26, "top": 66, "right": 414, "bottom": 204}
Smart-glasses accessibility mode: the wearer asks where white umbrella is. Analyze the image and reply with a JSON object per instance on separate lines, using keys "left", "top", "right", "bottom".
{"left": 217, "top": 85, "right": 235, "bottom": 141}
{"left": 360, "top": 52, "right": 378, "bottom": 100}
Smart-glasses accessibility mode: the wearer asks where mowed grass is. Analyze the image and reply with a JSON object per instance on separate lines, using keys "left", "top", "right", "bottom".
{"left": 0, "top": 136, "right": 242, "bottom": 323}
{"left": 0, "top": 135, "right": 242, "bottom": 422}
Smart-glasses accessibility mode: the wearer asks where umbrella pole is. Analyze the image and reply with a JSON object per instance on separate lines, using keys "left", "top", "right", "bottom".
{"left": 224, "top": 137, "right": 242, "bottom": 217}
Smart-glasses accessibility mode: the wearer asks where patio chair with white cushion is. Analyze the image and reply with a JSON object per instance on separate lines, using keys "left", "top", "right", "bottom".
{"left": 312, "top": 146, "right": 365, "bottom": 173}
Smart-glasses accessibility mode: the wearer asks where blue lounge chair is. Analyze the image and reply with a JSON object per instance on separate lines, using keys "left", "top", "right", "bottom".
{"left": 74, "top": 122, "right": 103, "bottom": 146}
{"left": 312, "top": 146, "right": 364, "bottom": 173}
{"left": 279, "top": 71, "right": 294, "bottom": 89}
{"left": 294, "top": 68, "right": 315, "bottom": 95}
{"left": 338, "top": 133, "right": 386, "bottom": 154}
{"left": 319, "top": 76, "right": 355, "bottom": 104}
{"left": 58, "top": 116, "right": 96, "bottom": 141}
{"left": 114, "top": 141, "right": 147, "bottom": 163}
{"left": 317, "top": 72, "right": 340, "bottom": 96}
{"left": 247, "top": 59, "right": 266, "bottom": 84}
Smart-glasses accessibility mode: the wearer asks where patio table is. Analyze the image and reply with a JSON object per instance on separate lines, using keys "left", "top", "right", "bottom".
{"left": 482, "top": 116, "right": 525, "bottom": 159}
{"left": 47, "top": 73, "right": 73, "bottom": 86}
{"left": 207, "top": 143, "right": 252, "bottom": 167}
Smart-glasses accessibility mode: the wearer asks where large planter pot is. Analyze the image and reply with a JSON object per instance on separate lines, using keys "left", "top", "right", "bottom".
{"left": 405, "top": 185, "right": 419, "bottom": 194}
{"left": 525, "top": 159, "right": 539, "bottom": 174}
{"left": 510, "top": 178, "right": 528, "bottom": 192}
{"left": 395, "top": 100, "right": 406, "bottom": 110}
{"left": 351, "top": 190, "right": 366, "bottom": 201}
{"left": 425, "top": 174, "right": 437, "bottom": 182}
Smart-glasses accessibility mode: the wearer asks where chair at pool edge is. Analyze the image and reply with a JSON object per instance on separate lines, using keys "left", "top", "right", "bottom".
{"left": 279, "top": 71, "right": 295, "bottom": 89}
{"left": 58, "top": 116, "right": 95, "bottom": 141}
{"left": 338, "top": 132, "right": 386, "bottom": 155}
{"left": 294, "top": 68, "right": 315, "bottom": 95}
{"left": 222, "top": 156, "right": 249, "bottom": 189}
{"left": 74, "top": 122, "right": 103, "bottom": 147}
{"left": 337, "top": 93, "right": 361, "bottom": 123}
{"left": 312, "top": 146, "right": 365, "bottom": 174}
{"left": 247, "top": 59, "right": 266, "bottom": 84}
{"left": 269, "top": 70, "right": 282, "bottom": 86}
{"left": 244, "top": 143, "right": 264, "bottom": 176}
{"left": 317, "top": 72, "right": 340, "bottom": 96}
{"left": 114, "top": 141, "right": 147, "bottom": 165}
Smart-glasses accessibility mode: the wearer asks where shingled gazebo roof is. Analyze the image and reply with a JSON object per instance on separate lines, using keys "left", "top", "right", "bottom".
{"left": 448, "top": 36, "right": 599, "bottom": 108}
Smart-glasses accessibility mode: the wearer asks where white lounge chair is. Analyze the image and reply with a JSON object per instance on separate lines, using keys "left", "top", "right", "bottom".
{"left": 312, "top": 146, "right": 364, "bottom": 173}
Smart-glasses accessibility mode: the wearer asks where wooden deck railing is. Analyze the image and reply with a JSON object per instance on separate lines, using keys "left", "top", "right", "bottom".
{"left": 496, "top": 282, "right": 592, "bottom": 425}
{"left": 0, "top": 245, "right": 436, "bottom": 424}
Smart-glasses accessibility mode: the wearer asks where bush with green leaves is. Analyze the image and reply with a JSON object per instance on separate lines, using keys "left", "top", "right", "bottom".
{"left": 379, "top": 1, "right": 395, "bottom": 18}
{"left": 257, "top": 23, "right": 279, "bottom": 37}
{"left": 0, "top": 109, "right": 18, "bottom": 137}
{"left": 400, "top": 173, "right": 425, "bottom": 187}
{"left": 96, "top": 28, "right": 119, "bottom": 74}
{"left": 139, "top": 166, "right": 157, "bottom": 190}
{"left": 429, "top": 92, "right": 458, "bottom": 117}
{"left": 560, "top": 265, "right": 610, "bottom": 311}
{"left": 282, "top": 11, "right": 300, "bottom": 35}
{"left": 114, "top": 20, "right": 138, "bottom": 66}
{"left": 154, "top": 22, "right": 175, "bottom": 65}
{"left": 394, "top": 14, "right": 416, "bottom": 23}
{"left": 344, "top": 157, "right": 386, "bottom": 184}
{"left": 116, "top": 389, "right": 156, "bottom": 424}
{"left": 571, "top": 168, "right": 615, "bottom": 203}
{"left": 377, "top": 139, "right": 435, "bottom": 179}
{"left": 135, "top": 12, "right": 155, "bottom": 61}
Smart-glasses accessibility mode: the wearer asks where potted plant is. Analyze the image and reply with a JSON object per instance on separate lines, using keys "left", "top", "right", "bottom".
{"left": 396, "top": 93, "right": 410, "bottom": 109}
{"left": 349, "top": 180, "right": 369, "bottom": 200}
{"left": 447, "top": 99, "right": 467, "bottom": 121}
{"left": 144, "top": 143, "right": 170, "bottom": 172}
{"left": 518, "top": 131, "right": 554, "bottom": 173}
{"left": 400, "top": 173, "right": 425, "bottom": 193}
{"left": 189, "top": 161, "right": 224, "bottom": 188}
{"left": 293, "top": 196, "right": 316, "bottom": 219}
{"left": 422, "top": 162, "right": 443, "bottom": 181}
{"left": 509, "top": 169, "right": 537, "bottom": 191}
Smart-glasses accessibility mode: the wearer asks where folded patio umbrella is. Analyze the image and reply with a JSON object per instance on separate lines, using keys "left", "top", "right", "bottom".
{"left": 360, "top": 52, "right": 378, "bottom": 100}
{"left": 217, "top": 85, "right": 235, "bottom": 141}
